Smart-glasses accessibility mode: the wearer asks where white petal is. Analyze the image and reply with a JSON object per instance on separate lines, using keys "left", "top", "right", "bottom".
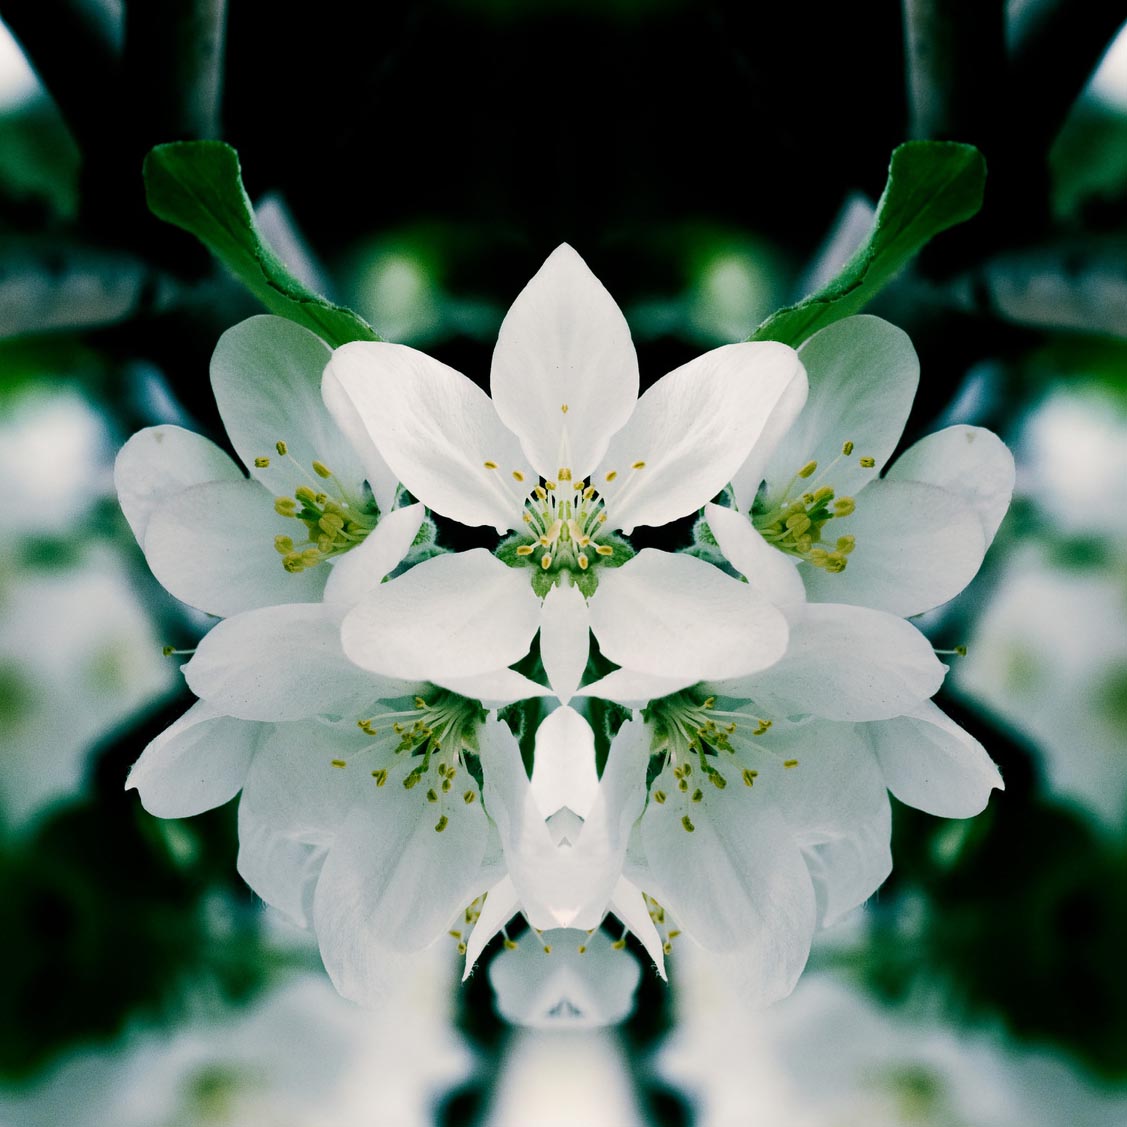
{"left": 235, "top": 720, "right": 360, "bottom": 925}
{"left": 723, "top": 602, "right": 946, "bottom": 722}
{"left": 608, "top": 875, "right": 667, "bottom": 978}
{"left": 211, "top": 315, "right": 368, "bottom": 496}
{"left": 126, "top": 700, "right": 258, "bottom": 818}
{"left": 322, "top": 503, "right": 426, "bottom": 607}
{"left": 490, "top": 244, "right": 639, "bottom": 481}
{"left": 539, "top": 580, "right": 590, "bottom": 703}
{"left": 183, "top": 603, "right": 407, "bottom": 721}
{"left": 438, "top": 667, "right": 553, "bottom": 708}
{"left": 639, "top": 772, "right": 816, "bottom": 997}
{"left": 867, "top": 699, "right": 1003, "bottom": 818}
{"left": 800, "top": 480, "right": 987, "bottom": 617}
{"left": 763, "top": 315, "right": 919, "bottom": 502}
{"left": 143, "top": 479, "right": 326, "bottom": 616}
{"left": 886, "top": 424, "right": 1015, "bottom": 544}
{"left": 704, "top": 502, "right": 806, "bottom": 608}
{"left": 114, "top": 424, "right": 242, "bottom": 545}
{"left": 313, "top": 781, "right": 490, "bottom": 993}
{"left": 530, "top": 705, "right": 600, "bottom": 819}
{"left": 594, "top": 341, "right": 805, "bottom": 533}
{"left": 463, "top": 875, "right": 522, "bottom": 979}
{"left": 589, "top": 549, "right": 789, "bottom": 683}
{"left": 325, "top": 341, "right": 530, "bottom": 532}
{"left": 576, "top": 667, "right": 687, "bottom": 708}
{"left": 342, "top": 549, "right": 541, "bottom": 681}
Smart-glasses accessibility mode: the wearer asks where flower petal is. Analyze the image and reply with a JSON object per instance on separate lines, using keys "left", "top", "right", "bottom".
{"left": 608, "top": 875, "right": 667, "bottom": 978}
{"left": 539, "top": 580, "right": 590, "bottom": 703}
{"left": 490, "top": 244, "right": 639, "bottom": 481}
{"left": 438, "top": 667, "right": 553, "bottom": 709}
{"left": 325, "top": 341, "right": 530, "bottom": 532}
{"left": 342, "top": 549, "right": 542, "bottom": 681}
{"left": 463, "top": 875, "right": 522, "bottom": 979}
{"left": 589, "top": 549, "right": 789, "bottom": 683}
{"left": 594, "top": 341, "right": 805, "bottom": 533}
{"left": 211, "top": 315, "right": 369, "bottom": 497}
{"left": 704, "top": 502, "right": 806, "bottom": 608}
{"left": 126, "top": 700, "right": 258, "bottom": 818}
{"left": 322, "top": 502, "right": 426, "bottom": 607}
{"left": 183, "top": 603, "right": 409, "bottom": 721}
{"left": 529, "top": 705, "right": 600, "bottom": 819}
{"left": 575, "top": 667, "right": 688, "bottom": 708}
{"left": 867, "top": 699, "right": 1003, "bottom": 818}
{"left": 799, "top": 480, "right": 987, "bottom": 617}
{"left": 114, "top": 424, "right": 242, "bottom": 545}
{"left": 721, "top": 603, "right": 946, "bottom": 722}
{"left": 762, "top": 315, "right": 919, "bottom": 503}
{"left": 143, "top": 479, "right": 327, "bottom": 615}
{"left": 886, "top": 424, "right": 1015, "bottom": 544}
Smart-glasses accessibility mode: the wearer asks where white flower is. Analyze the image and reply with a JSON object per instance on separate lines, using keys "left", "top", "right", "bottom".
{"left": 114, "top": 314, "right": 402, "bottom": 618}
{"left": 322, "top": 244, "right": 806, "bottom": 701}
{"left": 722, "top": 314, "right": 1014, "bottom": 618}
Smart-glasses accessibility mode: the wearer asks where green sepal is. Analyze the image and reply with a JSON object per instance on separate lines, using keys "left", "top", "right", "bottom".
{"left": 531, "top": 568, "right": 560, "bottom": 599}
{"left": 143, "top": 141, "right": 380, "bottom": 347}
{"left": 495, "top": 532, "right": 535, "bottom": 568}
{"left": 597, "top": 532, "right": 636, "bottom": 569}
{"left": 751, "top": 141, "right": 986, "bottom": 348}
{"left": 574, "top": 567, "right": 598, "bottom": 599}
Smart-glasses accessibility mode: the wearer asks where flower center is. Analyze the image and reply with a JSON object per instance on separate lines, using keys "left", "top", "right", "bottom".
{"left": 328, "top": 690, "right": 485, "bottom": 832}
{"left": 264, "top": 439, "right": 379, "bottom": 574}
{"left": 751, "top": 440, "right": 876, "bottom": 573}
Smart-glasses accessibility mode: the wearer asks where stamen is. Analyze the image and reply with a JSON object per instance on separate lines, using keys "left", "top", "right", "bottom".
{"left": 512, "top": 470, "right": 525, "bottom": 482}
{"left": 784, "top": 759, "right": 799, "bottom": 768}
{"left": 330, "top": 759, "right": 347, "bottom": 769}
{"left": 841, "top": 440, "right": 854, "bottom": 455}
{"left": 798, "top": 460, "right": 818, "bottom": 478}
{"left": 275, "top": 440, "right": 288, "bottom": 456}
{"left": 859, "top": 456, "right": 875, "bottom": 468}
{"left": 483, "top": 461, "right": 498, "bottom": 470}
{"left": 254, "top": 456, "right": 270, "bottom": 468}
{"left": 631, "top": 460, "right": 646, "bottom": 470}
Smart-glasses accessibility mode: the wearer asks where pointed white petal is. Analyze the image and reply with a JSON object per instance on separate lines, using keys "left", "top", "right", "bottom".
{"left": 341, "top": 549, "right": 542, "bottom": 681}
{"left": 539, "top": 580, "right": 590, "bottom": 703}
{"left": 867, "top": 699, "right": 1003, "bottom": 818}
{"left": 704, "top": 502, "right": 806, "bottom": 608}
{"left": 491, "top": 244, "right": 639, "bottom": 481}
{"left": 594, "top": 341, "right": 805, "bottom": 533}
{"left": 800, "top": 480, "right": 987, "bottom": 617}
{"left": 325, "top": 341, "right": 530, "bottom": 531}
{"left": 114, "top": 424, "right": 242, "bottom": 545}
{"left": 210, "top": 315, "right": 369, "bottom": 497}
{"left": 763, "top": 315, "right": 919, "bottom": 502}
{"left": 886, "top": 424, "right": 1015, "bottom": 545}
{"left": 183, "top": 603, "right": 407, "bottom": 721}
{"left": 322, "top": 502, "right": 426, "bottom": 607}
{"left": 576, "top": 667, "right": 688, "bottom": 708}
{"left": 722, "top": 602, "right": 946, "bottom": 722}
{"left": 437, "top": 667, "right": 553, "bottom": 708}
{"left": 143, "top": 479, "right": 327, "bottom": 615}
{"left": 608, "top": 876, "right": 667, "bottom": 978}
{"left": 589, "top": 549, "right": 789, "bottom": 683}
{"left": 530, "top": 705, "right": 600, "bottom": 819}
{"left": 126, "top": 700, "right": 258, "bottom": 818}
{"left": 463, "top": 875, "right": 522, "bottom": 979}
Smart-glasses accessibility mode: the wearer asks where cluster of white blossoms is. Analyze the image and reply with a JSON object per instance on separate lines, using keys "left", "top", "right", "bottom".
{"left": 118, "top": 245, "right": 1013, "bottom": 1009}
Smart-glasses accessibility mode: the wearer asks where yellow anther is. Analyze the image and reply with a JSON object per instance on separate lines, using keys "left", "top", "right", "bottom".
{"left": 435, "top": 815, "right": 449, "bottom": 833}
{"left": 357, "top": 718, "right": 377, "bottom": 735}
{"left": 512, "top": 469, "right": 525, "bottom": 482}
{"left": 573, "top": 480, "right": 585, "bottom": 491}
{"left": 813, "top": 485, "right": 835, "bottom": 503}
{"left": 709, "top": 771, "right": 727, "bottom": 789}
{"left": 254, "top": 456, "right": 270, "bottom": 468}
{"left": 598, "top": 512, "right": 607, "bottom": 522}
{"left": 859, "top": 456, "right": 876, "bottom": 468}
{"left": 426, "top": 788, "right": 439, "bottom": 803}
{"left": 583, "top": 485, "right": 596, "bottom": 499}
{"left": 558, "top": 467, "right": 572, "bottom": 481}
{"left": 595, "top": 543, "right": 614, "bottom": 556}
{"left": 681, "top": 815, "right": 695, "bottom": 833}
{"left": 612, "top": 938, "right": 627, "bottom": 950}
{"left": 301, "top": 548, "right": 321, "bottom": 565}
{"left": 842, "top": 440, "right": 854, "bottom": 455}
{"left": 798, "top": 460, "right": 818, "bottom": 478}
{"left": 456, "top": 941, "right": 467, "bottom": 954}
{"left": 653, "top": 790, "right": 667, "bottom": 804}
{"left": 823, "top": 552, "right": 847, "bottom": 573}
{"left": 275, "top": 440, "right": 288, "bottom": 456}
{"left": 330, "top": 759, "right": 347, "bottom": 769}
{"left": 315, "top": 491, "right": 328, "bottom": 504}
{"left": 403, "top": 772, "right": 421, "bottom": 790}
{"left": 504, "top": 938, "right": 519, "bottom": 950}
{"left": 784, "top": 758, "right": 799, "bottom": 768}
{"left": 955, "top": 644, "right": 968, "bottom": 656}
{"left": 372, "top": 769, "right": 387, "bottom": 786}
{"left": 663, "top": 941, "right": 673, "bottom": 955}
{"left": 441, "top": 779, "right": 452, "bottom": 793}
{"left": 483, "top": 460, "right": 498, "bottom": 470}
{"left": 691, "top": 788, "right": 703, "bottom": 803}
{"left": 282, "top": 552, "right": 306, "bottom": 573}
{"left": 319, "top": 513, "right": 345, "bottom": 534}
{"left": 605, "top": 470, "right": 618, "bottom": 482}
{"left": 541, "top": 553, "right": 552, "bottom": 569}
{"left": 449, "top": 929, "right": 462, "bottom": 939}
{"left": 542, "top": 944, "right": 552, "bottom": 955}
{"left": 833, "top": 497, "right": 856, "bottom": 517}
{"left": 544, "top": 480, "right": 557, "bottom": 491}
{"left": 295, "top": 485, "right": 317, "bottom": 504}
{"left": 161, "top": 645, "right": 176, "bottom": 657}
{"left": 312, "top": 460, "right": 332, "bottom": 478}
{"left": 578, "top": 553, "right": 589, "bottom": 570}
{"left": 752, "top": 718, "right": 772, "bottom": 735}
{"left": 414, "top": 696, "right": 428, "bottom": 709}
{"left": 702, "top": 696, "right": 716, "bottom": 709}
{"left": 678, "top": 778, "right": 689, "bottom": 792}
{"left": 274, "top": 497, "right": 297, "bottom": 516}
{"left": 836, "top": 535, "right": 856, "bottom": 554}
{"left": 561, "top": 403, "right": 569, "bottom": 414}
{"left": 522, "top": 512, "right": 533, "bottom": 522}
{"left": 631, "top": 460, "right": 646, "bottom": 470}
{"left": 742, "top": 768, "right": 756, "bottom": 787}
{"left": 785, "top": 514, "right": 812, "bottom": 534}
{"left": 274, "top": 535, "right": 294, "bottom": 554}
{"left": 534, "top": 486, "right": 547, "bottom": 500}
{"left": 463, "top": 790, "right": 476, "bottom": 804}
{"left": 516, "top": 545, "right": 534, "bottom": 556}
{"left": 578, "top": 944, "right": 587, "bottom": 954}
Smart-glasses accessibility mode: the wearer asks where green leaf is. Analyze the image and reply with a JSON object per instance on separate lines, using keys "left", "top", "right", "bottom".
{"left": 144, "top": 141, "right": 379, "bottom": 347}
{"left": 751, "top": 141, "right": 986, "bottom": 348}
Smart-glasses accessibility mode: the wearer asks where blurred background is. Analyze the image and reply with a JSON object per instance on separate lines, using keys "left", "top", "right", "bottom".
{"left": 1, "top": 1, "right": 1126, "bottom": 1123}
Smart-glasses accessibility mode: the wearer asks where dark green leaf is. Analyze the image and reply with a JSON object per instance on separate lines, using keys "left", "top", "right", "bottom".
{"left": 751, "top": 141, "right": 986, "bottom": 347}
{"left": 144, "top": 141, "right": 379, "bottom": 347}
